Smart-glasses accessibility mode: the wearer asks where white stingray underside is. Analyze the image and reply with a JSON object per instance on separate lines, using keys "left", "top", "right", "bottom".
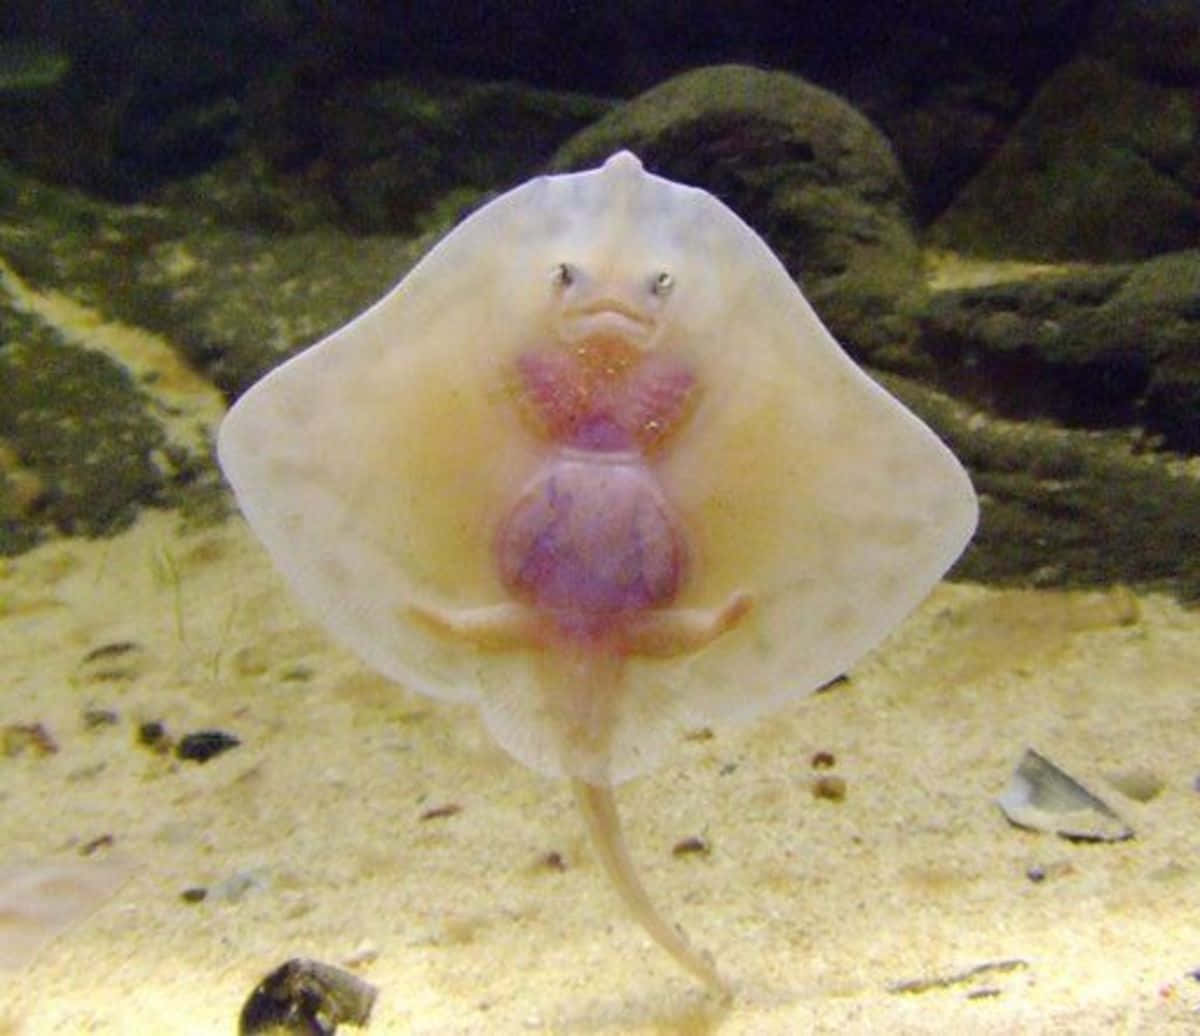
{"left": 218, "top": 151, "right": 977, "bottom": 783}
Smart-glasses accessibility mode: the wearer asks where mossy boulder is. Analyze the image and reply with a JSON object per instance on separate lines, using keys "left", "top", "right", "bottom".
{"left": 0, "top": 312, "right": 166, "bottom": 551}
{"left": 878, "top": 373, "right": 1200, "bottom": 602}
{"left": 918, "top": 249, "right": 1200, "bottom": 451}
{"left": 930, "top": 57, "right": 1200, "bottom": 261}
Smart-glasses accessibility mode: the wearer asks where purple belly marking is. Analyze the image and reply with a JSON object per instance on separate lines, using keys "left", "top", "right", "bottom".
{"left": 497, "top": 341, "right": 698, "bottom": 636}
{"left": 496, "top": 452, "right": 686, "bottom": 621}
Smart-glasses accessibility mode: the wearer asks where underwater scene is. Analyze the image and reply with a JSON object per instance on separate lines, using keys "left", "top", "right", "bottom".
{"left": 1, "top": 3, "right": 1198, "bottom": 1033}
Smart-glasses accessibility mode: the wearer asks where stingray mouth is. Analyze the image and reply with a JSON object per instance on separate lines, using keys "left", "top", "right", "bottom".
{"left": 559, "top": 300, "right": 656, "bottom": 345}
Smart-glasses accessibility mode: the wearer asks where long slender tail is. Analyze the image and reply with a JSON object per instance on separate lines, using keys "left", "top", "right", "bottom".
{"left": 573, "top": 779, "right": 728, "bottom": 994}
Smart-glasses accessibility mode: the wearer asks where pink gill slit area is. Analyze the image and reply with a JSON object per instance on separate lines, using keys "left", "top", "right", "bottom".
{"left": 514, "top": 344, "right": 697, "bottom": 453}
{"left": 496, "top": 343, "right": 699, "bottom": 642}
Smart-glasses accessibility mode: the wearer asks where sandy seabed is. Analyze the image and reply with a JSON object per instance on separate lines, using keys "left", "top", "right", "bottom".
{"left": 1, "top": 508, "right": 1197, "bottom": 1034}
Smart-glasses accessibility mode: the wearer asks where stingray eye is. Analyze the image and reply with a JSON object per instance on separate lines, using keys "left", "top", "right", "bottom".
{"left": 650, "top": 271, "right": 674, "bottom": 297}
{"left": 552, "top": 263, "right": 576, "bottom": 289}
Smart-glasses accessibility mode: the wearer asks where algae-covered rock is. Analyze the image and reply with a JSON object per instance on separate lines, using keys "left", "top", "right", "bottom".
{"left": 0, "top": 40, "right": 70, "bottom": 92}
{"left": 877, "top": 372, "right": 1200, "bottom": 603}
{"left": 918, "top": 249, "right": 1200, "bottom": 450}
{"left": 310, "top": 78, "right": 612, "bottom": 235}
{"left": 930, "top": 57, "right": 1200, "bottom": 262}
{"left": 0, "top": 312, "right": 165, "bottom": 551}
{"left": 157, "top": 78, "right": 613, "bottom": 236}
{"left": 0, "top": 160, "right": 422, "bottom": 400}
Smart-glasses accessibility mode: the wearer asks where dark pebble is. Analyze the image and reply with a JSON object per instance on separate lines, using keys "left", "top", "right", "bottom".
{"left": 138, "top": 721, "right": 169, "bottom": 751}
{"left": 811, "top": 774, "right": 847, "bottom": 801}
{"left": 176, "top": 730, "right": 241, "bottom": 763}
{"left": 2, "top": 722, "right": 57, "bottom": 757}
{"left": 82, "top": 708, "right": 119, "bottom": 729}
{"left": 672, "top": 836, "right": 710, "bottom": 857}
{"left": 82, "top": 641, "right": 140, "bottom": 662}
{"left": 80, "top": 834, "right": 114, "bottom": 855}
{"left": 239, "top": 958, "right": 377, "bottom": 1035}
{"left": 816, "top": 673, "right": 849, "bottom": 693}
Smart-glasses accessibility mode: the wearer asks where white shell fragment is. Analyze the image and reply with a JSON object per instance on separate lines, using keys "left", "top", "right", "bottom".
{"left": 219, "top": 150, "right": 978, "bottom": 784}
{"left": 997, "top": 748, "right": 1133, "bottom": 843}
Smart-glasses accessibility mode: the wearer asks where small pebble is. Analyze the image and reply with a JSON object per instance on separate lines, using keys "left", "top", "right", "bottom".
{"left": 79, "top": 642, "right": 146, "bottom": 683}
{"left": 138, "top": 721, "right": 170, "bottom": 753}
{"left": 79, "top": 834, "right": 114, "bottom": 856}
{"left": 672, "top": 836, "right": 710, "bottom": 857}
{"left": 176, "top": 730, "right": 241, "bottom": 763}
{"left": 1025, "top": 859, "right": 1074, "bottom": 883}
{"left": 281, "top": 665, "right": 314, "bottom": 682}
{"left": 82, "top": 708, "right": 119, "bottom": 729}
{"left": 82, "top": 641, "right": 139, "bottom": 663}
{"left": 811, "top": 775, "right": 847, "bottom": 802}
{"left": 2, "top": 722, "right": 57, "bottom": 757}
{"left": 538, "top": 851, "right": 567, "bottom": 872}
{"left": 180, "top": 887, "right": 208, "bottom": 903}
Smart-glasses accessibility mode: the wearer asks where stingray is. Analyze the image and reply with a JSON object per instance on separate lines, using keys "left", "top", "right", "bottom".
{"left": 218, "top": 151, "right": 977, "bottom": 992}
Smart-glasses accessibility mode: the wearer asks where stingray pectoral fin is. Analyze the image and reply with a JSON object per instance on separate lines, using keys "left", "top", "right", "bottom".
{"left": 625, "top": 591, "right": 754, "bottom": 658}
{"left": 404, "top": 600, "right": 540, "bottom": 651}
{"left": 573, "top": 779, "right": 729, "bottom": 994}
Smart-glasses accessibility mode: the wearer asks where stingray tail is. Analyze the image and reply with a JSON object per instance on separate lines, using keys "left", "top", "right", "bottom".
{"left": 572, "top": 778, "right": 728, "bottom": 994}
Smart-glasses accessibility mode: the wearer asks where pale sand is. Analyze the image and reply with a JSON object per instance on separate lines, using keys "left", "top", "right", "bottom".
{"left": 1, "top": 508, "right": 1197, "bottom": 1033}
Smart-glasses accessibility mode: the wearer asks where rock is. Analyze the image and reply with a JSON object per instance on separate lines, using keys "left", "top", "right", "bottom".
{"left": 930, "top": 56, "right": 1200, "bottom": 261}
{"left": 1115, "top": 253, "right": 1200, "bottom": 452}
{"left": 917, "top": 250, "right": 1200, "bottom": 451}
{"left": 877, "top": 373, "right": 1200, "bottom": 602}
{"left": 1088, "top": 0, "right": 1200, "bottom": 82}
{"left": 154, "top": 78, "right": 612, "bottom": 237}
{"left": 0, "top": 315, "right": 166, "bottom": 551}
{"left": 281, "top": 78, "right": 611, "bottom": 235}
{"left": 175, "top": 730, "right": 241, "bottom": 764}
{"left": 239, "top": 957, "right": 377, "bottom": 1035}
{"left": 0, "top": 161, "right": 417, "bottom": 401}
